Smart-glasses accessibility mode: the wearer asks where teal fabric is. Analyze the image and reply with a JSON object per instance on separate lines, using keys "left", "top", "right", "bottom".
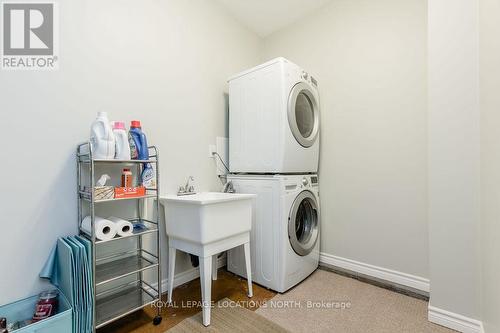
{"left": 39, "top": 244, "right": 59, "bottom": 285}
{"left": 40, "top": 236, "right": 93, "bottom": 333}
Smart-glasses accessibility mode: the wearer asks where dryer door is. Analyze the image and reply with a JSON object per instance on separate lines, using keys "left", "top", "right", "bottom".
{"left": 288, "top": 82, "right": 320, "bottom": 148}
{"left": 288, "top": 190, "right": 319, "bottom": 256}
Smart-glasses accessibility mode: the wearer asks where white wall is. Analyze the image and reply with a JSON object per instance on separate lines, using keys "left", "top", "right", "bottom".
{"left": 262, "top": 0, "right": 429, "bottom": 279}
{"left": 0, "top": 0, "right": 261, "bottom": 305}
{"left": 2, "top": 2, "right": 498, "bottom": 329}
{"left": 428, "top": 0, "right": 481, "bottom": 320}
{"left": 480, "top": 0, "right": 500, "bottom": 331}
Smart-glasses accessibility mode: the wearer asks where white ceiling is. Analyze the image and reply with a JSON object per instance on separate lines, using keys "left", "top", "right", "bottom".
{"left": 216, "top": 0, "right": 333, "bottom": 37}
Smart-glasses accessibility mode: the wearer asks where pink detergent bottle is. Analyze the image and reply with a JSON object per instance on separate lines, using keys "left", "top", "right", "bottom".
{"left": 113, "top": 121, "right": 131, "bottom": 160}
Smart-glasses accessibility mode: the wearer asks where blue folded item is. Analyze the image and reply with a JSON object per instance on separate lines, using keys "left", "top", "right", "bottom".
{"left": 40, "top": 236, "right": 93, "bottom": 333}
{"left": 39, "top": 244, "right": 59, "bottom": 284}
{"left": 133, "top": 222, "right": 147, "bottom": 232}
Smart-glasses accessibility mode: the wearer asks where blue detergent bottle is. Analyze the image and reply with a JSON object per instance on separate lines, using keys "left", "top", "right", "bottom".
{"left": 129, "top": 120, "right": 148, "bottom": 160}
{"left": 128, "top": 121, "right": 155, "bottom": 187}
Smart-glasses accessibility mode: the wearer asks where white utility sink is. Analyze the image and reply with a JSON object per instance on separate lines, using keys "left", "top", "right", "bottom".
{"left": 160, "top": 192, "right": 255, "bottom": 245}
{"left": 159, "top": 192, "right": 256, "bottom": 326}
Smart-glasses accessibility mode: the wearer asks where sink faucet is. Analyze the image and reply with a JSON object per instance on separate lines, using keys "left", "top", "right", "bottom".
{"left": 222, "top": 180, "right": 235, "bottom": 193}
{"left": 178, "top": 176, "right": 196, "bottom": 196}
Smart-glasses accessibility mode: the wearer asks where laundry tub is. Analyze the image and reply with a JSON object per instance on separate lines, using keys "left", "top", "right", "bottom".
{"left": 0, "top": 290, "right": 72, "bottom": 333}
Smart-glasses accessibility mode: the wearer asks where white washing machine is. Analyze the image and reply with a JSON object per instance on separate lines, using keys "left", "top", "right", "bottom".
{"left": 228, "top": 57, "right": 320, "bottom": 173}
{"left": 227, "top": 174, "right": 320, "bottom": 293}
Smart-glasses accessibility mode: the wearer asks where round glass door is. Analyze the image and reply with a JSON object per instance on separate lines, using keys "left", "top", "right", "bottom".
{"left": 288, "top": 82, "right": 320, "bottom": 147}
{"left": 288, "top": 191, "right": 319, "bottom": 256}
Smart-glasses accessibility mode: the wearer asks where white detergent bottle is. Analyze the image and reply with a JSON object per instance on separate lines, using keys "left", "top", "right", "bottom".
{"left": 90, "top": 111, "right": 115, "bottom": 159}
{"left": 112, "top": 121, "right": 131, "bottom": 160}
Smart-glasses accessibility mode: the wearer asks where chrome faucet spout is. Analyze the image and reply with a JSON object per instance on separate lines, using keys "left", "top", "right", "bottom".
{"left": 223, "top": 180, "right": 235, "bottom": 193}
{"left": 185, "top": 176, "right": 194, "bottom": 191}
{"left": 177, "top": 176, "right": 196, "bottom": 196}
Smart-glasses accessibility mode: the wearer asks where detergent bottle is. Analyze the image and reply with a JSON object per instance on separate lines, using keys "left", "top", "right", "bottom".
{"left": 112, "top": 121, "right": 131, "bottom": 160}
{"left": 128, "top": 120, "right": 148, "bottom": 160}
{"left": 90, "top": 112, "right": 115, "bottom": 159}
{"left": 128, "top": 121, "right": 155, "bottom": 187}
{"left": 141, "top": 163, "right": 156, "bottom": 188}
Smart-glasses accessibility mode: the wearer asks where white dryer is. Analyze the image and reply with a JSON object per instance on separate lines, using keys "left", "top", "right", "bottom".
{"left": 228, "top": 58, "right": 320, "bottom": 173}
{"left": 227, "top": 174, "right": 320, "bottom": 293}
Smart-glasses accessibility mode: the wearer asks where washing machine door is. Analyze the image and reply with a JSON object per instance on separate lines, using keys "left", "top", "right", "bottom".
{"left": 288, "top": 190, "right": 319, "bottom": 256}
{"left": 288, "top": 82, "right": 320, "bottom": 148}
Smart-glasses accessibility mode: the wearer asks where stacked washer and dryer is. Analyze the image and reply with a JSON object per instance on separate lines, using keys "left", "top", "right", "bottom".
{"left": 226, "top": 58, "right": 321, "bottom": 293}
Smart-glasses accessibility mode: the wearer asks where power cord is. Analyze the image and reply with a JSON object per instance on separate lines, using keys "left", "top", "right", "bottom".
{"left": 212, "top": 151, "right": 230, "bottom": 172}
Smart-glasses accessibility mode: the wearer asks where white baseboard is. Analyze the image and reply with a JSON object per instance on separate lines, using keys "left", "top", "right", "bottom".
{"left": 428, "top": 306, "right": 484, "bottom": 333}
{"left": 319, "top": 252, "right": 430, "bottom": 293}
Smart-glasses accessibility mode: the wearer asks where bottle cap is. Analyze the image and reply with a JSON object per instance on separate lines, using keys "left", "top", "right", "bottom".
{"left": 131, "top": 120, "right": 141, "bottom": 128}
{"left": 38, "top": 290, "right": 58, "bottom": 300}
{"left": 113, "top": 121, "right": 126, "bottom": 130}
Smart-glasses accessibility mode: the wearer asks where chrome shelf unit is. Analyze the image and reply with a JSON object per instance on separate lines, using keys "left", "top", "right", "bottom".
{"left": 77, "top": 142, "right": 162, "bottom": 332}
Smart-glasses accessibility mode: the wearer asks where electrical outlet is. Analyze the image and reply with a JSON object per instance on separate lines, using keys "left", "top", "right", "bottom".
{"left": 208, "top": 144, "right": 217, "bottom": 158}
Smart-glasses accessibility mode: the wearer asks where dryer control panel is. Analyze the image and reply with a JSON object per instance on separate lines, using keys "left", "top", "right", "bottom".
{"left": 301, "top": 70, "right": 318, "bottom": 88}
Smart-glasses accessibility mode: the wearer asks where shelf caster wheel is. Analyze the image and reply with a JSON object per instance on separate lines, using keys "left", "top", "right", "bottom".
{"left": 153, "top": 315, "right": 162, "bottom": 326}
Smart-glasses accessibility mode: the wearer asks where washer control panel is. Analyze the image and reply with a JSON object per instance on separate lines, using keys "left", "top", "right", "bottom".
{"left": 302, "top": 177, "right": 309, "bottom": 186}
{"left": 284, "top": 175, "right": 319, "bottom": 191}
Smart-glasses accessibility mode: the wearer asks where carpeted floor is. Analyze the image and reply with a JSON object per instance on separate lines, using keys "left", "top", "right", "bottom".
{"left": 166, "top": 298, "right": 288, "bottom": 333}
{"left": 255, "top": 270, "right": 456, "bottom": 333}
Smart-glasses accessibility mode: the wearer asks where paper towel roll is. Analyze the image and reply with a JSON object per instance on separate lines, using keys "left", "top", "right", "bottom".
{"left": 107, "top": 216, "right": 134, "bottom": 237}
{"left": 81, "top": 216, "right": 117, "bottom": 241}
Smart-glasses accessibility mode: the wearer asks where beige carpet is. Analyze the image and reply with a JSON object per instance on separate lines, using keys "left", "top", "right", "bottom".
{"left": 167, "top": 298, "right": 289, "bottom": 333}
{"left": 256, "top": 270, "right": 456, "bottom": 333}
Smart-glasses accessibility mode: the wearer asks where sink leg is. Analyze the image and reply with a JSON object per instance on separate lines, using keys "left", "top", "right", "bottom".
{"left": 212, "top": 255, "right": 218, "bottom": 280}
{"left": 200, "top": 256, "right": 212, "bottom": 326}
{"left": 168, "top": 247, "right": 176, "bottom": 303}
{"left": 244, "top": 242, "right": 253, "bottom": 298}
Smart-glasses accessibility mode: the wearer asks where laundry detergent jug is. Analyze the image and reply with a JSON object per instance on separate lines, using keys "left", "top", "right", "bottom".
{"left": 113, "top": 121, "right": 131, "bottom": 160}
{"left": 128, "top": 120, "right": 155, "bottom": 187}
{"left": 90, "top": 112, "right": 115, "bottom": 159}
{"left": 128, "top": 120, "right": 149, "bottom": 160}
